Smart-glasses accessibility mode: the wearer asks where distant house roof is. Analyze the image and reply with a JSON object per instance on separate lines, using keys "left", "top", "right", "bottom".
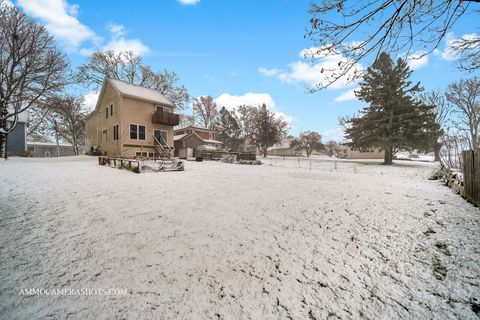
{"left": 173, "top": 131, "right": 223, "bottom": 144}
{"left": 202, "top": 139, "right": 223, "bottom": 144}
{"left": 173, "top": 133, "right": 189, "bottom": 141}
{"left": 27, "top": 141, "right": 73, "bottom": 147}
{"left": 93, "top": 78, "right": 174, "bottom": 112}
{"left": 268, "top": 138, "right": 294, "bottom": 151}
{"left": 174, "top": 125, "right": 216, "bottom": 134}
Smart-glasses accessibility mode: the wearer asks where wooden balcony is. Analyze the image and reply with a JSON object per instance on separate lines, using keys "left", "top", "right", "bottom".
{"left": 152, "top": 110, "right": 180, "bottom": 126}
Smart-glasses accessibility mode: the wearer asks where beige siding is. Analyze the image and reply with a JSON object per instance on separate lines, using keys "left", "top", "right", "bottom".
{"left": 85, "top": 80, "right": 176, "bottom": 158}
{"left": 93, "top": 83, "right": 122, "bottom": 156}
{"left": 85, "top": 114, "right": 97, "bottom": 152}
{"left": 120, "top": 97, "right": 174, "bottom": 158}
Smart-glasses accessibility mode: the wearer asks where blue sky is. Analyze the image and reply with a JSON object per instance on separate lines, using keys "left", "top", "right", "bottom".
{"left": 12, "top": 0, "right": 480, "bottom": 141}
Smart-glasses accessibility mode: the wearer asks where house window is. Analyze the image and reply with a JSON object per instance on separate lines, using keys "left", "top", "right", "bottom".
{"left": 105, "top": 107, "right": 108, "bottom": 119}
{"left": 148, "top": 152, "right": 158, "bottom": 158}
{"left": 113, "top": 125, "right": 119, "bottom": 140}
{"left": 28, "top": 146, "right": 36, "bottom": 152}
{"left": 130, "top": 124, "right": 146, "bottom": 140}
{"left": 156, "top": 105, "right": 171, "bottom": 113}
{"left": 102, "top": 129, "right": 107, "bottom": 142}
{"left": 135, "top": 151, "right": 148, "bottom": 158}
{"left": 110, "top": 104, "right": 113, "bottom": 116}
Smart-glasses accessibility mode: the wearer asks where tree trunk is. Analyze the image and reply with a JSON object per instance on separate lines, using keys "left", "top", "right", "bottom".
{"left": 3, "top": 135, "right": 8, "bottom": 160}
{"left": 0, "top": 134, "right": 4, "bottom": 159}
{"left": 384, "top": 145, "right": 393, "bottom": 165}
{"left": 434, "top": 144, "right": 441, "bottom": 162}
{"left": 55, "top": 133, "right": 60, "bottom": 157}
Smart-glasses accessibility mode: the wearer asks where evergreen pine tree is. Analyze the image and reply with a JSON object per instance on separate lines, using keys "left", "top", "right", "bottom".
{"left": 344, "top": 52, "right": 440, "bottom": 164}
{"left": 214, "top": 107, "right": 242, "bottom": 151}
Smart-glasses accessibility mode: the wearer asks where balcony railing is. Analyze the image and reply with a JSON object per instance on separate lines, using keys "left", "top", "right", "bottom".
{"left": 152, "top": 110, "right": 180, "bottom": 126}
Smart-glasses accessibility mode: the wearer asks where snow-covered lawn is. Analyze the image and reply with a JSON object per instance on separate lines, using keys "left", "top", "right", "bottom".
{"left": 0, "top": 156, "right": 479, "bottom": 319}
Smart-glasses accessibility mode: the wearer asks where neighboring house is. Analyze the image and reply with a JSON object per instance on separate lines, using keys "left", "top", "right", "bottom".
{"left": 3, "top": 109, "right": 29, "bottom": 157}
{"left": 345, "top": 147, "right": 385, "bottom": 159}
{"left": 173, "top": 126, "right": 223, "bottom": 157}
{"left": 268, "top": 137, "right": 299, "bottom": 157}
{"left": 27, "top": 141, "right": 75, "bottom": 157}
{"left": 85, "top": 78, "right": 179, "bottom": 158}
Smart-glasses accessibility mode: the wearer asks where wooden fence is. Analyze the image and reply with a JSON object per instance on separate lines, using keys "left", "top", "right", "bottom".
{"left": 98, "top": 156, "right": 141, "bottom": 173}
{"left": 463, "top": 149, "right": 480, "bottom": 206}
{"left": 196, "top": 150, "right": 256, "bottom": 161}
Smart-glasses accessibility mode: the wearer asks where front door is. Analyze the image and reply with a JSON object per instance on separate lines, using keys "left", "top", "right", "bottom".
{"left": 154, "top": 130, "right": 168, "bottom": 146}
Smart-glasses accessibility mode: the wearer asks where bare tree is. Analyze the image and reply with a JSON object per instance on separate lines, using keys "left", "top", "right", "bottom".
{"left": 291, "top": 131, "right": 324, "bottom": 157}
{"left": 45, "top": 95, "right": 87, "bottom": 155}
{"left": 420, "top": 90, "right": 451, "bottom": 161}
{"left": 0, "top": 2, "right": 69, "bottom": 158}
{"left": 193, "top": 96, "right": 218, "bottom": 129}
{"left": 450, "top": 34, "right": 480, "bottom": 71}
{"left": 307, "top": 0, "right": 480, "bottom": 90}
{"left": 77, "top": 50, "right": 189, "bottom": 110}
{"left": 445, "top": 77, "right": 480, "bottom": 151}
{"left": 177, "top": 113, "right": 195, "bottom": 128}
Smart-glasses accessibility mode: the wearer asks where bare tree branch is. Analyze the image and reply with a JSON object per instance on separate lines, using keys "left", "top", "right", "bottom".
{"left": 306, "top": 0, "right": 479, "bottom": 90}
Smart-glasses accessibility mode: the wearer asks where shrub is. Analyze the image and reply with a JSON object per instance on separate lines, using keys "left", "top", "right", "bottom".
{"left": 19, "top": 150, "right": 31, "bottom": 157}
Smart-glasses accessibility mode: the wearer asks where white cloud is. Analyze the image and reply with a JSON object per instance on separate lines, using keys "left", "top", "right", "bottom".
{"left": 107, "top": 23, "right": 126, "bottom": 37}
{"left": 215, "top": 92, "right": 276, "bottom": 110}
{"left": 258, "top": 67, "right": 281, "bottom": 77}
{"left": 434, "top": 32, "right": 480, "bottom": 62}
{"left": 17, "top": 0, "right": 99, "bottom": 49}
{"left": 178, "top": 0, "right": 200, "bottom": 5}
{"left": 334, "top": 87, "right": 359, "bottom": 102}
{"left": 104, "top": 38, "right": 150, "bottom": 56}
{"left": 434, "top": 32, "right": 459, "bottom": 61}
{"left": 214, "top": 92, "right": 293, "bottom": 126}
{"left": 322, "top": 127, "right": 345, "bottom": 142}
{"left": 80, "top": 23, "right": 150, "bottom": 56}
{"left": 82, "top": 91, "right": 99, "bottom": 112}
{"left": 103, "top": 23, "right": 149, "bottom": 55}
{"left": 259, "top": 47, "right": 363, "bottom": 89}
{"left": 18, "top": 1, "right": 150, "bottom": 55}
{"left": 407, "top": 51, "right": 429, "bottom": 70}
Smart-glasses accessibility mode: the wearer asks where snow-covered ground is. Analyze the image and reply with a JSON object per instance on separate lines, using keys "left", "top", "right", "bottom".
{"left": 0, "top": 156, "right": 479, "bottom": 319}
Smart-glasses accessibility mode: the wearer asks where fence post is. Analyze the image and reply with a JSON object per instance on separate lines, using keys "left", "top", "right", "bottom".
{"left": 463, "top": 149, "right": 480, "bottom": 206}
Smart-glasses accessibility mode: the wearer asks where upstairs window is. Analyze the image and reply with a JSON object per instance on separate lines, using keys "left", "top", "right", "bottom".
{"left": 130, "top": 124, "right": 146, "bottom": 140}
{"left": 156, "top": 105, "right": 171, "bottom": 113}
{"left": 105, "top": 107, "right": 108, "bottom": 119}
{"left": 110, "top": 104, "right": 113, "bottom": 116}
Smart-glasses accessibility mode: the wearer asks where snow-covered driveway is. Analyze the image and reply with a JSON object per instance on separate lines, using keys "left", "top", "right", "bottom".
{"left": 0, "top": 156, "right": 479, "bottom": 319}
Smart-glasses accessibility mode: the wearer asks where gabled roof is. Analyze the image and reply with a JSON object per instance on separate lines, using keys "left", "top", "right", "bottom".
{"left": 174, "top": 125, "right": 216, "bottom": 134}
{"left": 27, "top": 141, "right": 73, "bottom": 147}
{"left": 173, "top": 131, "right": 223, "bottom": 144}
{"left": 94, "top": 78, "right": 174, "bottom": 111}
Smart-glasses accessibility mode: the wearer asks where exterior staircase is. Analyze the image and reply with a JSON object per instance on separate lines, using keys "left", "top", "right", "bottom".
{"left": 149, "top": 134, "right": 184, "bottom": 171}
{"left": 153, "top": 135, "right": 173, "bottom": 159}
